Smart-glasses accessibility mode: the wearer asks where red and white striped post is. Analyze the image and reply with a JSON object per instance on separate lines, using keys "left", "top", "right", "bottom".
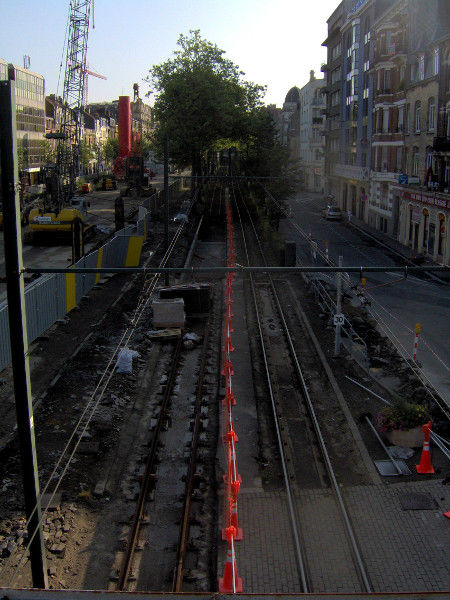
{"left": 325, "top": 239, "right": 329, "bottom": 263}
{"left": 413, "top": 323, "right": 421, "bottom": 361}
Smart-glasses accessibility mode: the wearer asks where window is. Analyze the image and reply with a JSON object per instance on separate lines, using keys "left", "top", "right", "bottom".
{"left": 396, "top": 147, "right": 402, "bottom": 171}
{"left": 404, "top": 147, "right": 409, "bottom": 174}
{"left": 385, "top": 30, "right": 392, "bottom": 54}
{"left": 412, "top": 147, "right": 419, "bottom": 176}
{"left": 428, "top": 97, "right": 435, "bottom": 130}
{"left": 426, "top": 147, "right": 433, "bottom": 168}
{"left": 331, "top": 90, "right": 340, "bottom": 106}
{"left": 418, "top": 54, "right": 425, "bottom": 80}
{"left": 405, "top": 103, "right": 410, "bottom": 133}
{"left": 414, "top": 101, "right": 421, "bottom": 132}
{"left": 398, "top": 106, "right": 404, "bottom": 132}
{"left": 383, "top": 109, "right": 389, "bottom": 132}
{"left": 331, "top": 42, "right": 342, "bottom": 61}
{"left": 384, "top": 69, "right": 391, "bottom": 91}
{"left": 433, "top": 48, "right": 439, "bottom": 75}
{"left": 331, "top": 67, "right": 340, "bottom": 84}
{"left": 352, "top": 22, "right": 360, "bottom": 45}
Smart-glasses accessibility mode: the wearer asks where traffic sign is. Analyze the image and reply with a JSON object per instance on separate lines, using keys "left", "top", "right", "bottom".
{"left": 333, "top": 314, "right": 344, "bottom": 325}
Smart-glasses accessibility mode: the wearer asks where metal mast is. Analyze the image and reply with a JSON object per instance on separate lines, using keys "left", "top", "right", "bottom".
{"left": 58, "top": 0, "right": 92, "bottom": 206}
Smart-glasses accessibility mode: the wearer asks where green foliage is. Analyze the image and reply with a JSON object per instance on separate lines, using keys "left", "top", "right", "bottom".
{"left": 103, "top": 138, "right": 119, "bottom": 165}
{"left": 377, "top": 399, "right": 430, "bottom": 432}
{"left": 40, "top": 140, "right": 55, "bottom": 164}
{"left": 146, "top": 30, "right": 265, "bottom": 175}
{"left": 238, "top": 107, "right": 299, "bottom": 228}
{"left": 16, "top": 138, "right": 26, "bottom": 171}
{"left": 79, "top": 140, "right": 92, "bottom": 169}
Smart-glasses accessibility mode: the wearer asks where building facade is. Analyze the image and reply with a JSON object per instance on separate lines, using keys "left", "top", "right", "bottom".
{"left": 322, "top": 0, "right": 449, "bottom": 265}
{"left": 369, "top": 0, "right": 408, "bottom": 235}
{"left": 1, "top": 58, "right": 46, "bottom": 184}
{"left": 299, "top": 71, "right": 326, "bottom": 193}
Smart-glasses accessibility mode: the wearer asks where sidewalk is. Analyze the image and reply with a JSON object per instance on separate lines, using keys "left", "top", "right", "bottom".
{"left": 346, "top": 215, "right": 450, "bottom": 283}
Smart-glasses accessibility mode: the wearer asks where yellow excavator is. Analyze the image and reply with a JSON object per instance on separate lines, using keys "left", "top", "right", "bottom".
{"left": 26, "top": 164, "right": 91, "bottom": 244}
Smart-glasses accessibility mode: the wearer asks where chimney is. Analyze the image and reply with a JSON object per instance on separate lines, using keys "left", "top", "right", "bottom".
{"left": 310, "top": 69, "right": 315, "bottom": 82}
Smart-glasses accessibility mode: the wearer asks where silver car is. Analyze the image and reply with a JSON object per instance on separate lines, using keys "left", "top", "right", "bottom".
{"left": 322, "top": 206, "right": 342, "bottom": 221}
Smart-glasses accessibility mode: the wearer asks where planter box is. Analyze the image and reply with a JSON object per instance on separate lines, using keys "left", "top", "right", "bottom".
{"left": 384, "top": 426, "right": 424, "bottom": 448}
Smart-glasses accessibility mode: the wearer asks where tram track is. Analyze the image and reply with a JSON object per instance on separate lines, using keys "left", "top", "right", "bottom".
{"left": 111, "top": 282, "right": 221, "bottom": 592}
{"left": 232, "top": 182, "right": 373, "bottom": 594}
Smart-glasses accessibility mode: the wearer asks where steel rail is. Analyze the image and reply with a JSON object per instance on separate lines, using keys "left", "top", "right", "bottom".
{"left": 23, "top": 265, "right": 450, "bottom": 274}
{"left": 116, "top": 336, "right": 183, "bottom": 590}
{"left": 236, "top": 183, "right": 373, "bottom": 593}
{"left": 172, "top": 309, "right": 213, "bottom": 592}
{"left": 232, "top": 189, "right": 310, "bottom": 593}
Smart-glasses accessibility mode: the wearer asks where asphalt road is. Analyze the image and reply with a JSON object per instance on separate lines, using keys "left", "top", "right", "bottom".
{"left": 0, "top": 188, "right": 141, "bottom": 302}
{"left": 280, "top": 191, "right": 450, "bottom": 405}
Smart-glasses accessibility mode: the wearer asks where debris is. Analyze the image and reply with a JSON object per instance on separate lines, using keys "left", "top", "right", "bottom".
{"left": 116, "top": 347, "right": 140, "bottom": 374}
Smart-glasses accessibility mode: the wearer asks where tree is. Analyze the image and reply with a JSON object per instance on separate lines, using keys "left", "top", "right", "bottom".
{"left": 79, "top": 140, "right": 92, "bottom": 170}
{"left": 238, "top": 107, "right": 299, "bottom": 228}
{"left": 103, "top": 138, "right": 119, "bottom": 167}
{"left": 145, "top": 30, "right": 265, "bottom": 177}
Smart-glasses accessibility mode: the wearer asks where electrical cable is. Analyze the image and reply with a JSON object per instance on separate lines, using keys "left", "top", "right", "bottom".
{"left": 254, "top": 179, "right": 450, "bottom": 416}
{"left": 56, "top": 5, "right": 71, "bottom": 98}
{"left": 3, "top": 183, "right": 191, "bottom": 583}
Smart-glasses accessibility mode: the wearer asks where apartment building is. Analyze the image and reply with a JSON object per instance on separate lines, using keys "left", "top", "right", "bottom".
{"left": 299, "top": 71, "right": 326, "bottom": 193}
{"left": 369, "top": 0, "right": 408, "bottom": 235}
{"left": 392, "top": 0, "right": 450, "bottom": 264}
{"left": 323, "top": 0, "right": 391, "bottom": 219}
{"left": 322, "top": 0, "right": 449, "bottom": 264}
{"left": 1, "top": 58, "right": 46, "bottom": 184}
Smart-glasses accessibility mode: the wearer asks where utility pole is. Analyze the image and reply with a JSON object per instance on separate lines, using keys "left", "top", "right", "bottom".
{"left": 164, "top": 133, "right": 169, "bottom": 287}
{"left": 334, "top": 255, "right": 343, "bottom": 356}
{"left": 0, "top": 78, "right": 48, "bottom": 588}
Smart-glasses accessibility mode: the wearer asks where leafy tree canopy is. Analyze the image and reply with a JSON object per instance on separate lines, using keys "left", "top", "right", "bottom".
{"left": 146, "top": 30, "right": 265, "bottom": 175}
{"left": 103, "top": 137, "right": 119, "bottom": 165}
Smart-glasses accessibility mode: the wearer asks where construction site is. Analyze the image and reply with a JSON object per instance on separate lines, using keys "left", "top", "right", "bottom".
{"left": 0, "top": 1, "right": 450, "bottom": 599}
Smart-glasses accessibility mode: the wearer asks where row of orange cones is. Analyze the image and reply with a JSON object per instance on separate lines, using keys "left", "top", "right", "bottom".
{"left": 219, "top": 200, "right": 243, "bottom": 594}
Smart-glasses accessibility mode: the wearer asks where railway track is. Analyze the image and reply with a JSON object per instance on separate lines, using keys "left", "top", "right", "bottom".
{"left": 232, "top": 183, "right": 374, "bottom": 594}
{"left": 111, "top": 285, "right": 221, "bottom": 592}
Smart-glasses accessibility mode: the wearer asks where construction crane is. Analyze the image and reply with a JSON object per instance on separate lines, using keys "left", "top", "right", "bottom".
{"left": 58, "top": 0, "right": 93, "bottom": 206}
{"left": 30, "top": 0, "right": 96, "bottom": 244}
{"left": 81, "top": 65, "right": 107, "bottom": 107}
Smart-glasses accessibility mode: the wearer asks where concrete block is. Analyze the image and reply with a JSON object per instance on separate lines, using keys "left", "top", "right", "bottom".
{"left": 152, "top": 298, "right": 185, "bottom": 328}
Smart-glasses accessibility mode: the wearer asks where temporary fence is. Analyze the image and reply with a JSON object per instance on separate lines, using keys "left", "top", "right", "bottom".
{"left": 219, "top": 198, "right": 243, "bottom": 594}
{"left": 0, "top": 208, "right": 150, "bottom": 373}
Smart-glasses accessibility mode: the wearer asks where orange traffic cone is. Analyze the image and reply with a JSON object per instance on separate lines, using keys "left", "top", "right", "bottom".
{"left": 416, "top": 421, "right": 435, "bottom": 474}
{"left": 222, "top": 497, "right": 243, "bottom": 541}
{"left": 219, "top": 528, "right": 242, "bottom": 593}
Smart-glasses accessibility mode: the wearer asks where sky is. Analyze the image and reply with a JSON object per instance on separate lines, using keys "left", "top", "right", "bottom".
{"left": 0, "top": 0, "right": 341, "bottom": 107}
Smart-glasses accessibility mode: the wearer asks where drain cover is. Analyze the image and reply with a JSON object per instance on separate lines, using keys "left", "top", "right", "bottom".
{"left": 400, "top": 492, "right": 437, "bottom": 510}
{"left": 375, "top": 459, "right": 410, "bottom": 476}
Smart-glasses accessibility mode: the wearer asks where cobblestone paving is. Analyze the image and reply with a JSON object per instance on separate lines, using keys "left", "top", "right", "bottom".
{"left": 225, "top": 480, "right": 450, "bottom": 594}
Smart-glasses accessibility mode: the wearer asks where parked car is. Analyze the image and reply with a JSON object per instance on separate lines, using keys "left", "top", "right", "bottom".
{"left": 322, "top": 206, "right": 342, "bottom": 221}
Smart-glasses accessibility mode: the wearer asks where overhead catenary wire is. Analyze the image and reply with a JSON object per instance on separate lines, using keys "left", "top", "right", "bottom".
{"left": 234, "top": 179, "right": 373, "bottom": 593}
{"left": 255, "top": 179, "right": 450, "bottom": 418}
{"left": 3, "top": 188, "right": 191, "bottom": 584}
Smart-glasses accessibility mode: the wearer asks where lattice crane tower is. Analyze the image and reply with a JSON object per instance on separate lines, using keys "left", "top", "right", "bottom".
{"left": 57, "top": 0, "right": 93, "bottom": 206}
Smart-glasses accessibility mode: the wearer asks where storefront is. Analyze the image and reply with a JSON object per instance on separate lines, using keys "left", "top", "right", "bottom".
{"left": 396, "top": 186, "right": 449, "bottom": 265}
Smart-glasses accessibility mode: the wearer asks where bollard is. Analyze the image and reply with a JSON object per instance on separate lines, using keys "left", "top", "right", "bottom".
{"left": 413, "top": 323, "right": 421, "bottom": 361}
